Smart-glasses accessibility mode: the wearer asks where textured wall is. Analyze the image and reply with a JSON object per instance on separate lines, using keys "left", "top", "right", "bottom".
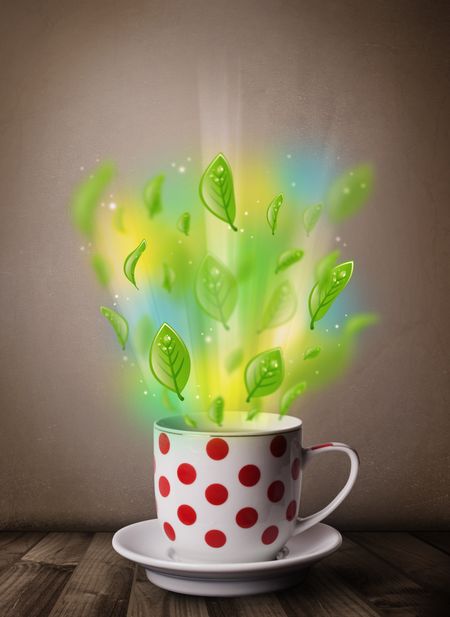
{"left": 1, "top": 0, "right": 449, "bottom": 530}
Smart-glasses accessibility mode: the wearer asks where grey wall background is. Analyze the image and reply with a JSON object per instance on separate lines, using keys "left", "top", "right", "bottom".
{"left": 1, "top": 0, "right": 449, "bottom": 530}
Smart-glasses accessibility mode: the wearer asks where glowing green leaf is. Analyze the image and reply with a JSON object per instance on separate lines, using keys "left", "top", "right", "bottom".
{"left": 195, "top": 254, "right": 237, "bottom": 330}
{"left": 226, "top": 348, "right": 244, "bottom": 373}
{"left": 280, "top": 381, "right": 307, "bottom": 417}
{"left": 345, "top": 313, "right": 379, "bottom": 336}
{"left": 162, "top": 263, "right": 175, "bottom": 292}
{"left": 199, "top": 153, "right": 237, "bottom": 231}
{"left": 91, "top": 254, "right": 110, "bottom": 287}
{"left": 143, "top": 174, "right": 164, "bottom": 218}
{"left": 150, "top": 323, "right": 190, "bottom": 401}
{"left": 246, "top": 398, "right": 262, "bottom": 421}
{"left": 327, "top": 164, "right": 374, "bottom": 222}
{"left": 259, "top": 281, "right": 297, "bottom": 332}
{"left": 123, "top": 239, "right": 146, "bottom": 289}
{"left": 100, "top": 306, "right": 128, "bottom": 350}
{"left": 315, "top": 250, "right": 340, "bottom": 297}
{"left": 183, "top": 415, "right": 197, "bottom": 428}
{"left": 303, "top": 203, "right": 322, "bottom": 236}
{"left": 208, "top": 396, "right": 224, "bottom": 426}
{"left": 245, "top": 348, "right": 284, "bottom": 402}
{"left": 177, "top": 211, "right": 191, "bottom": 236}
{"left": 275, "top": 249, "right": 304, "bottom": 274}
{"left": 308, "top": 261, "right": 354, "bottom": 330}
{"left": 134, "top": 315, "right": 153, "bottom": 357}
{"left": 71, "top": 162, "right": 115, "bottom": 238}
{"left": 303, "top": 346, "right": 321, "bottom": 360}
{"left": 266, "top": 194, "right": 283, "bottom": 235}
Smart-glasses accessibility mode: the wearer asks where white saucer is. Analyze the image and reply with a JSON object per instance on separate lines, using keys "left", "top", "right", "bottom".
{"left": 112, "top": 519, "right": 342, "bottom": 596}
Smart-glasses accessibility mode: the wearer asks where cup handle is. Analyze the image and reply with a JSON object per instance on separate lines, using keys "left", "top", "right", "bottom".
{"left": 293, "top": 442, "right": 359, "bottom": 535}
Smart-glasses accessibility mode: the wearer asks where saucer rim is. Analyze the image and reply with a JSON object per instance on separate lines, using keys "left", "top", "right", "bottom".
{"left": 112, "top": 519, "right": 342, "bottom": 574}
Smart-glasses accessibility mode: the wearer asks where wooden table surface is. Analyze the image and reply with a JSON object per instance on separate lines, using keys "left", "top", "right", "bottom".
{"left": 0, "top": 531, "right": 448, "bottom": 616}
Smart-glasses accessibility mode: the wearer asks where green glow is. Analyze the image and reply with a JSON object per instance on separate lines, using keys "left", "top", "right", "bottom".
{"left": 100, "top": 306, "right": 128, "bottom": 350}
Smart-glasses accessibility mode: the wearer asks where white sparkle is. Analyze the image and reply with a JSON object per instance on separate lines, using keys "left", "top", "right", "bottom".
{"left": 171, "top": 162, "right": 176, "bottom": 167}
{"left": 178, "top": 166, "right": 186, "bottom": 174}
{"left": 114, "top": 294, "right": 119, "bottom": 299}
{"left": 80, "top": 246, "right": 85, "bottom": 251}
{"left": 335, "top": 324, "right": 340, "bottom": 329}
{"left": 187, "top": 156, "right": 192, "bottom": 162}
{"left": 286, "top": 154, "right": 292, "bottom": 159}
{"left": 143, "top": 390, "right": 148, "bottom": 396}
{"left": 123, "top": 355, "right": 128, "bottom": 362}
{"left": 195, "top": 394, "right": 200, "bottom": 400}
{"left": 343, "top": 187, "right": 350, "bottom": 195}
{"left": 360, "top": 183, "right": 366, "bottom": 189}
{"left": 109, "top": 202, "right": 117, "bottom": 210}
{"left": 240, "top": 228, "right": 244, "bottom": 233}
{"left": 336, "top": 236, "right": 341, "bottom": 242}
{"left": 79, "top": 165, "right": 85, "bottom": 171}
{"left": 205, "top": 335, "right": 212, "bottom": 343}
{"left": 250, "top": 235, "right": 254, "bottom": 239}
{"left": 244, "top": 211, "right": 249, "bottom": 216}
{"left": 291, "top": 181, "right": 296, "bottom": 187}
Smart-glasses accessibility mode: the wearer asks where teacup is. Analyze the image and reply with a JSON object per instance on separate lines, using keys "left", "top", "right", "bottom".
{"left": 154, "top": 412, "right": 359, "bottom": 563}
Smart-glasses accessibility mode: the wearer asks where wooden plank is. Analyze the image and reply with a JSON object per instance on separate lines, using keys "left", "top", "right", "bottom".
{"left": 348, "top": 532, "right": 450, "bottom": 597}
{"left": 23, "top": 532, "right": 93, "bottom": 567}
{"left": 127, "top": 565, "right": 209, "bottom": 617}
{"left": 48, "top": 532, "right": 134, "bottom": 617}
{"left": 0, "top": 532, "right": 46, "bottom": 575}
{"left": 413, "top": 531, "right": 450, "bottom": 555}
{"left": 0, "top": 559, "right": 72, "bottom": 617}
{"left": 277, "top": 563, "right": 382, "bottom": 617}
{"left": 326, "top": 536, "right": 448, "bottom": 616}
{"left": 207, "top": 592, "right": 287, "bottom": 617}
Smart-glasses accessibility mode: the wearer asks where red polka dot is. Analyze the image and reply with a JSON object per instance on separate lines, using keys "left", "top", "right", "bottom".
{"left": 177, "top": 463, "right": 197, "bottom": 484}
{"left": 158, "top": 476, "right": 170, "bottom": 497}
{"left": 236, "top": 507, "right": 258, "bottom": 528}
{"left": 238, "top": 464, "right": 261, "bottom": 487}
{"left": 206, "top": 438, "right": 229, "bottom": 460}
{"left": 205, "top": 483, "right": 228, "bottom": 505}
{"left": 286, "top": 500, "right": 297, "bottom": 521}
{"left": 270, "top": 435, "right": 287, "bottom": 457}
{"left": 159, "top": 433, "right": 170, "bottom": 454}
{"left": 205, "top": 529, "right": 226, "bottom": 548}
{"left": 267, "top": 480, "right": 285, "bottom": 502}
{"left": 163, "top": 522, "right": 175, "bottom": 541}
{"left": 177, "top": 504, "right": 197, "bottom": 525}
{"left": 291, "top": 457, "right": 300, "bottom": 480}
{"left": 262, "top": 525, "right": 279, "bottom": 545}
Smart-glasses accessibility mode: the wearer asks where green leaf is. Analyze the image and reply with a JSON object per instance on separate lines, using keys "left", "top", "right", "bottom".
{"left": 183, "top": 414, "right": 197, "bottom": 428}
{"left": 150, "top": 323, "right": 190, "bottom": 401}
{"left": 143, "top": 174, "right": 164, "bottom": 218}
{"left": 162, "top": 263, "right": 175, "bottom": 292}
{"left": 195, "top": 254, "right": 238, "bottom": 330}
{"left": 245, "top": 348, "right": 284, "bottom": 402}
{"left": 199, "top": 153, "right": 237, "bottom": 231}
{"left": 134, "top": 315, "right": 154, "bottom": 357}
{"left": 266, "top": 194, "right": 283, "bottom": 235}
{"left": 226, "top": 348, "right": 244, "bottom": 373}
{"left": 177, "top": 211, "right": 191, "bottom": 236}
{"left": 259, "top": 280, "right": 297, "bottom": 332}
{"left": 208, "top": 396, "right": 224, "bottom": 426}
{"left": 303, "top": 346, "right": 321, "bottom": 360}
{"left": 327, "top": 164, "right": 374, "bottom": 222}
{"left": 280, "top": 381, "right": 307, "bottom": 417}
{"left": 100, "top": 306, "right": 128, "bottom": 350}
{"left": 275, "top": 249, "right": 304, "bottom": 274}
{"left": 246, "top": 398, "right": 262, "bottom": 421}
{"left": 308, "top": 261, "right": 354, "bottom": 330}
{"left": 71, "top": 162, "right": 115, "bottom": 238}
{"left": 315, "top": 250, "right": 340, "bottom": 297}
{"left": 123, "top": 239, "right": 147, "bottom": 289}
{"left": 303, "top": 203, "right": 322, "bottom": 236}
{"left": 345, "top": 312, "right": 379, "bottom": 336}
{"left": 91, "top": 254, "right": 110, "bottom": 287}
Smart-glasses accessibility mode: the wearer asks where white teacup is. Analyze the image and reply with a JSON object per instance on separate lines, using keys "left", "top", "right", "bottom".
{"left": 154, "top": 412, "right": 359, "bottom": 563}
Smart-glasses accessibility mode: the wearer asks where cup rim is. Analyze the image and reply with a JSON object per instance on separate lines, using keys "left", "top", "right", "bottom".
{"left": 154, "top": 411, "right": 302, "bottom": 437}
